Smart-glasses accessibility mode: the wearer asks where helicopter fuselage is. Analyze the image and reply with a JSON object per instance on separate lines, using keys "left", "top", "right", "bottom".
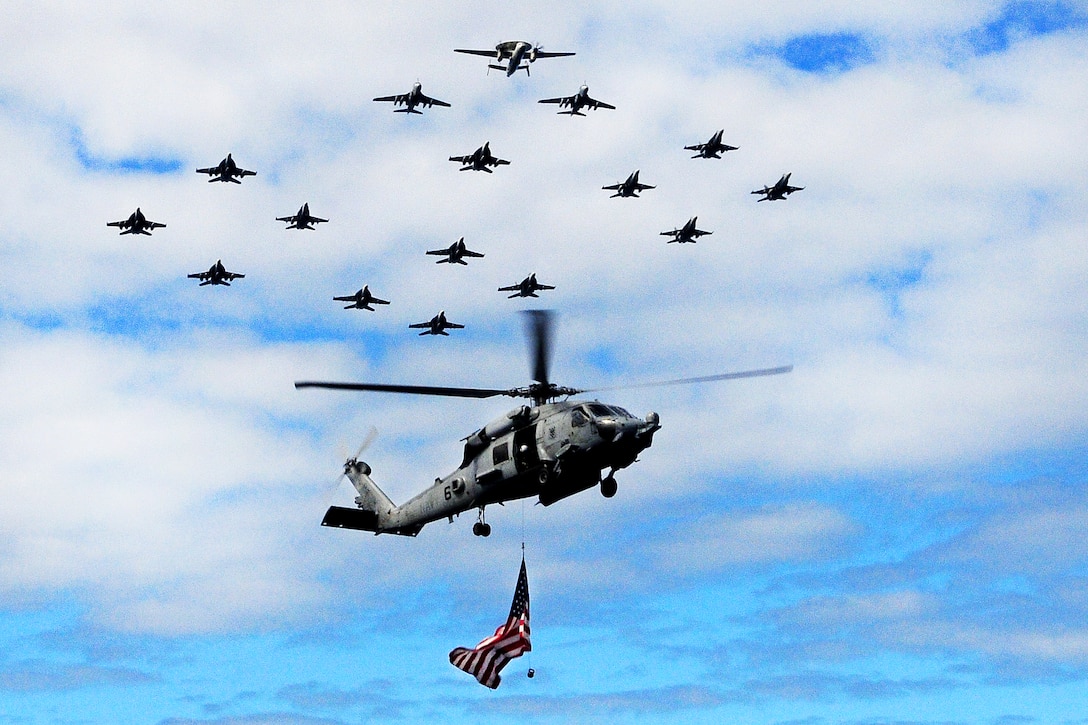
{"left": 322, "top": 400, "right": 660, "bottom": 536}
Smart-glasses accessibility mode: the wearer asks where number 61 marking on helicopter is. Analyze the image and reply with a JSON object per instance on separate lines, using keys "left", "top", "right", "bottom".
{"left": 296, "top": 311, "right": 790, "bottom": 537}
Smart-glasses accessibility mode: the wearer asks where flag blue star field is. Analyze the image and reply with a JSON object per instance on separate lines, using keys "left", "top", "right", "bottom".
{"left": 449, "top": 558, "right": 531, "bottom": 689}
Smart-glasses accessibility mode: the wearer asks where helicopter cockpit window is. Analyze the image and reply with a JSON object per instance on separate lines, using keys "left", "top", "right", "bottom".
{"left": 571, "top": 409, "right": 586, "bottom": 427}
{"left": 492, "top": 442, "right": 510, "bottom": 465}
{"left": 610, "top": 406, "right": 633, "bottom": 418}
{"left": 587, "top": 403, "right": 613, "bottom": 418}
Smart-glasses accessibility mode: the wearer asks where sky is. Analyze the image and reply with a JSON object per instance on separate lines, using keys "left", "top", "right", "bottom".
{"left": 0, "top": 1, "right": 1087, "bottom": 723}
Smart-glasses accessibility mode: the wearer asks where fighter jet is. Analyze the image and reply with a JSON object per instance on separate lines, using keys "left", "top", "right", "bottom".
{"left": 661, "top": 217, "right": 712, "bottom": 244}
{"left": 106, "top": 208, "right": 165, "bottom": 236}
{"left": 752, "top": 173, "right": 804, "bottom": 202}
{"left": 188, "top": 260, "right": 245, "bottom": 286}
{"left": 538, "top": 85, "right": 615, "bottom": 116}
{"left": 410, "top": 310, "right": 464, "bottom": 336}
{"left": 499, "top": 273, "right": 555, "bottom": 298}
{"left": 449, "top": 142, "right": 510, "bottom": 172}
{"left": 427, "top": 237, "right": 485, "bottom": 265}
{"left": 334, "top": 286, "right": 390, "bottom": 311}
{"left": 277, "top": 203, "right": 328, "bottom": 230}
{"left": 195, "top": 154, "right": 256, "bottom": 183}
{"left": 603, "top": 170, "right": 655, "bottom": 198}
{"left": 454, "top": 41, "right": 575, "bottom": 77}
{"left": 685, "top": 130, "right": 738, "bottom": 159}
{"left": 373, "top": 82, "right": 451, "bottom": 114}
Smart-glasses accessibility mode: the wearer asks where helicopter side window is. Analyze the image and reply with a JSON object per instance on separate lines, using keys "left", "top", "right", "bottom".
{"left": 571, "top": 410, "right": 586, "bottom": 427}
{"left": 492, "top": 442, "right": 510, "bottom": 465}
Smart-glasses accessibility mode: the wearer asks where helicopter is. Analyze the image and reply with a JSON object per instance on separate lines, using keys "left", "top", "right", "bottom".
{"left": 295, "top": 311, "right": 790, "bottom": 537}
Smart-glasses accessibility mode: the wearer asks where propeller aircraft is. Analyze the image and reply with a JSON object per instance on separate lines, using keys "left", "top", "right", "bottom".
{"left": 296, "top": 311, "right": 791, "bottom": 537}
{"left": 454, "top": 41, "right": 575, "bottom": 77}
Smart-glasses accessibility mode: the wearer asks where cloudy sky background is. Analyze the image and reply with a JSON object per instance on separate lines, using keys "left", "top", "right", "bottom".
{"left": 1, "top": 1, "right": 1087, "bottom": 723}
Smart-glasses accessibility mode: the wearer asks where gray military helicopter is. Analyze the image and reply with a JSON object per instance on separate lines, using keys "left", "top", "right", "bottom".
{"left": 296, "top": 311, "right": 790, "bottom": 537}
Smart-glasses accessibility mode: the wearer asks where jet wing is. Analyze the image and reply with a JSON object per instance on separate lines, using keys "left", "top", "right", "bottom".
{"left": 333, "top": 295, "right": 358, "bottom": 302}
{"left": 454, "top": 48, "right": 500, "bottom": 57}
{"left": 586, "top": 96, "right": 615, "bottom": 110}
{"left": 308, "top": 216, "right": 329, "bottom": 224}
{"left": 408, "top": 321, "right": 432, "bottom": 329}
{"left": 187, "top": 272, "right": 209, "bottom": 280}
{"left": 634, "top": 183, "right": 656, "bottom": 191}
{"left": 538, "top": 95, "right": 573, "bottom": 105}
{"left": 448, "top": 155, "right": 471, "bottom": 163}
{"left": 683, "top": 143, "right": 706, "bottom": 152}
{"left": 275, "top": 215, "right": 297, "bottom": 223}
{"left": 106, "top": 220, "right": 126, "bottom": 228}
{"left": 225, "top": 272, "right": 245, "bottom": 280}
{"left": 498, "top": 284, "right": 520, "bottom": 292}
{"left": 421, "top": 94, "right": 450, "bottom": 107}
{"left": 195, "top": 167, "right": 217, "bottom": 175}
{"left": 444, "top": 322, "right": 465, "bottom": 329}
{"left": 602, "top": 183, "right": 623, "bottom": 190}
{"left": 237, "top": 169, "right": 256, "bottom": 177}
{"left": 461, "top": 248, "right": 484, "bottom": 258}
{"left": 373, "top": 94, "right": 407, "bottom": 103}
{"left": 489, "top": 158, "right": 510, "bottom": 166}
{"left": 370, "top": 297, "right": 390, "bottom": 305}
{"left": 147, "top": 221, "right": 166, "bottom": 229}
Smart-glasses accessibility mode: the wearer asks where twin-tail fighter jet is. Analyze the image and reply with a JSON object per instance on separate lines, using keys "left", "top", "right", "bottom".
{"left": 410, "top": 311, "right": 465, "bottom": 336}
{"left": 603, "top": 170, "right": 655, "bottom": 198}
{"left": 277, "top": 203, "right": 328, "bottom": 230}
{"left": 538, "top": 85, "right": 615, "bottom": 116}
{"left": 499, "top": 274, "right": 555, "bottom": 298}
{"left": 752, "top": 173, "right": 804, "bottom": 201}
{"left": 373, "top": 82, "right": 451, "bottom": 114}
{"left": 661, "top": 217, "right": 712, "bottom": 244}
{"left": 455, "top": 41, "right": 575, "bottom": 77}
{"left": 685, "top": 130, "right": 738, "bottom": 159}
{"left": 335, "top": 286, "right": 390, "bottom": 311}
{"left": 427, "top": 237, "right": 485, "bottom": 265}
{"left": 449, "top": 142, "right": 510, "bottom": 172}
{"left": 188, "top": 260, "right": 245, "bottom": 286}
{"left": 106, "top": 208, "right": 165, "bottom": 236}
{"left": 195, "top": 154, "right": 256, "bottom": 183}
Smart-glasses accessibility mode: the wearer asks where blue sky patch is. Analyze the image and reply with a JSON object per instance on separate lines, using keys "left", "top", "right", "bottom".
{"left": 756, "top": 32, "right": 877, "bottom": 74}
{"left": 69, "top": 129, "right": 183, "bottom": 175}
{"left": 965, "top": 1, "right": 1088, "bottom": 55}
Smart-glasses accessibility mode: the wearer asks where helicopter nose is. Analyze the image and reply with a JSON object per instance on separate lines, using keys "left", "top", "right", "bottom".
{"left": 595, "top": 419, "right": 618, "bottom": 440}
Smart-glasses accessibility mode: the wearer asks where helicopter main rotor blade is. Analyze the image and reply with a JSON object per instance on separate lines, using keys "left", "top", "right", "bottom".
{"left": 525, "top": 309, "right": 553, "bottom": 385}
{"left": 294, "top": 381, "right": 508, "bottom": 399}
{"left": 580, "top": 365, "right": 793, "bottom": 393}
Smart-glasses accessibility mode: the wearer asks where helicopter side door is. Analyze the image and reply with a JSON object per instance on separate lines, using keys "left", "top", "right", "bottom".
{"left": 512, "top": 423, "right": 540, "bottom": 473}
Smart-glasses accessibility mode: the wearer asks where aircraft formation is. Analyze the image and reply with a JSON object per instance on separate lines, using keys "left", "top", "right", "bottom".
{"left": 104, "top": 40, "right": 798, "bottom": 538}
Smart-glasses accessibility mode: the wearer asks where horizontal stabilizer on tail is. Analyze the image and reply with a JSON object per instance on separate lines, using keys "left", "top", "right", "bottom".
{"left": 321, "top": 506, "right": 422, "bottom": 537}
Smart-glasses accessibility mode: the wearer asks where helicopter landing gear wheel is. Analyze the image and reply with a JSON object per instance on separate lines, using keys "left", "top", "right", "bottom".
{"left": 601, "top": 475, "right": 618, "bottom": 498}
{"left": 538, "top": 465, "right": 552, "bottom": 485}
{"left": 472, "top": 508, "right": 491, "bottom": 537}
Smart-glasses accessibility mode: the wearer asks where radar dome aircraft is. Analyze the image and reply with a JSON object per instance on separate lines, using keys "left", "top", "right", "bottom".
{"left": 455, "top": 41, "right": 575, "bottom": 77}
{"left": 296, "top": 311, "right": 791, "bottom": 537}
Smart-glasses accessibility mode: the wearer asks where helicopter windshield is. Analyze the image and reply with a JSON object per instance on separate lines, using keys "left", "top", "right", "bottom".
{"left": 585, "top": 403, "right": 614, "bottom": 418}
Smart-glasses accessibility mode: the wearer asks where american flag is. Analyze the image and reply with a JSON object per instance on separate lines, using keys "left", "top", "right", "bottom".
{"left": 449, "top": 558, "right": 531, "bottom": 689}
